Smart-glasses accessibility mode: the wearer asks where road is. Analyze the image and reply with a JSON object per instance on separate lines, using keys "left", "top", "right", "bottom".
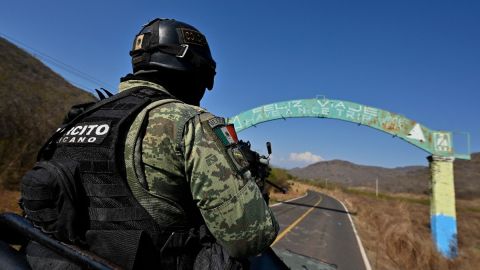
{"left": 271, "top": 191, "right": 370, "bottom": 270}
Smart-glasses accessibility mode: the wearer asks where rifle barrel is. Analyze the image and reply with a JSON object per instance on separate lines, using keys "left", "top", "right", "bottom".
{"left": 265, "top": 180, "right": 287, "bottom": 194}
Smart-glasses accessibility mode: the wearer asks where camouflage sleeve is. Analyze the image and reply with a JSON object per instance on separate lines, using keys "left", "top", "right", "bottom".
{"left": 182, "top": 112, "right": 279, "bottom": 258}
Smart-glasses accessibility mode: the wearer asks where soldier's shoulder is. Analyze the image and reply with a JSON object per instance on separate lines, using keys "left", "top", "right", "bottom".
{"left": 146, "top": 100, "right": 208, "bottom": 122}
{"left": 150, "top": 100, "right": 207, "bottom": 114}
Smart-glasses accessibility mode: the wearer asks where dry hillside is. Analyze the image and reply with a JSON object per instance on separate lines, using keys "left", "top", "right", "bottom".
{"left": 0, "top": 37, "right": 96, "bottom": 189}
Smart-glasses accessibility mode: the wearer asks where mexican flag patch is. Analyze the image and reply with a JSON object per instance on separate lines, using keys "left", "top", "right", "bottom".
{"left": 214, "top": 124, "right": 239, "bottom": 146}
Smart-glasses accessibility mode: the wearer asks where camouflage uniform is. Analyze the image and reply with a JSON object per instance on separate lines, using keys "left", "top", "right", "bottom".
{"left": 120, "top": 79, "right": 279, "bottom": 258}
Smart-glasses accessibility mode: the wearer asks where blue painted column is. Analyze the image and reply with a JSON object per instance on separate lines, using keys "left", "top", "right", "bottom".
{"left": 428, "top": 155, "right": 457, "bottom": 258}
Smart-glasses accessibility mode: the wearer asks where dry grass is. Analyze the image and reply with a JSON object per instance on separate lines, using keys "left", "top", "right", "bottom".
{"left": 0, "top": 189, "right": 21, "bottom": 214}
{"left": 296, "top": 182, "right": 480, "bottom": 270}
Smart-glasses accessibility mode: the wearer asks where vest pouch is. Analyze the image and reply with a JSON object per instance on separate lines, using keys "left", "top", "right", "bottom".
{"left": 193, "top": 226, "right": 248, "bottom": 270}
{"left": 21, "top": 160, "right": 87, "bottom": 245}
{"left": 85, "top": 229, "right": 160, "bottom": 270}
{"left": 194, "top": 242, "right": 249, "bottom": 270}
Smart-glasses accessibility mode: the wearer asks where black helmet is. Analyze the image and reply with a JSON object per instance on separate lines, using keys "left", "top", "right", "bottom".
{"left": 130, "top": 18, "right": 216, "bottom": 90}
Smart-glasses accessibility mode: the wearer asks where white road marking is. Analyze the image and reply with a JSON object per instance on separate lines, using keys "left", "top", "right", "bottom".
{"left": 271, "top": 191, "right": 371, "bottom": 269}
{"left": 270, "top": 192, "right": 309, "bottom": 207}
{"left": 338, "top": 199, "right": 372, "bottom": 270}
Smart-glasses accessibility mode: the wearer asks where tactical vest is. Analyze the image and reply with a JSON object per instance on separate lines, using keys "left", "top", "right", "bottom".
{"left": 21, "top": 87, "right": 206, "bottom": 269}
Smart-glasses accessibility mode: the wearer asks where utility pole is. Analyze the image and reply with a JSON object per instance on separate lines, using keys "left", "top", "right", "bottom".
{"left": 376, "top": 177, "right": 378, "bottom": 198}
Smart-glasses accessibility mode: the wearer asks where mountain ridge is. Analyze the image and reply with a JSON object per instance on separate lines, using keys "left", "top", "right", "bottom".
{"left": 289, "top": 152, "right": 480, "bottom": 199}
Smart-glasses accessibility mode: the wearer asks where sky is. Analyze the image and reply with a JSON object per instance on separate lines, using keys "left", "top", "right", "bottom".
{"left": 1, "top": 0, "right": 479, "bottom": 169}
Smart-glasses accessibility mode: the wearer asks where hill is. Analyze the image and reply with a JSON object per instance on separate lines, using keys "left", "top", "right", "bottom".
{"left": 0, "top": 37, "right": 96, "bottom": 189}
{"left": 453, "top": 153, "right": 480, "bottom": 198}
{"left": 289, "top": 152, "right": 480, "bottom": 199}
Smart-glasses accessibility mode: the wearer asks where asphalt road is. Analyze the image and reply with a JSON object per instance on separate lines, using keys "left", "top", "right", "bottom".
{"left": 271, "top": 191, "right": 369, "bottom": 270}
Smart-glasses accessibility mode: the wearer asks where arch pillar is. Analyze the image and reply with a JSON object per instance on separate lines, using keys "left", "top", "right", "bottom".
{"left": 428, "top": 155, "right": 457, "bottom": 258}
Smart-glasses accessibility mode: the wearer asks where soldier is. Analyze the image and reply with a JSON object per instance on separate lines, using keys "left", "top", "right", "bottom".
{"left": 21, "top": 18, "right": 278, "bottom": 269}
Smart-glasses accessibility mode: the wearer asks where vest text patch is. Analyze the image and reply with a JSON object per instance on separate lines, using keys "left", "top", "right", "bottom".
{"left": 58, "top": 121, "right": 111, "bottom": 144}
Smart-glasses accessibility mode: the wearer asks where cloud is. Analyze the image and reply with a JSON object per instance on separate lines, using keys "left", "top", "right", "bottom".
{"left": 289, "top": 152, "right": 323, "bottom": 164}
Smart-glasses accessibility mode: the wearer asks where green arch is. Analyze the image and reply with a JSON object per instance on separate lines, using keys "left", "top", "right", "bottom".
{"left": 226, "top": 98, "right": 469, "bottom": 159}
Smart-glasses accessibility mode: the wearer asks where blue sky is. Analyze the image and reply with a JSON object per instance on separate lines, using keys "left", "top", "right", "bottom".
{"left": 1, "top": 0, "right": 479, "bottom": 168}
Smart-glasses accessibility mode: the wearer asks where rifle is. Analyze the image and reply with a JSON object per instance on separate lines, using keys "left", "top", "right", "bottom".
{"left": 0, "top": 213, "right": 120, "bottom": 270}
{"left": 237, "top": 141, "right": 287, "bottom": 202}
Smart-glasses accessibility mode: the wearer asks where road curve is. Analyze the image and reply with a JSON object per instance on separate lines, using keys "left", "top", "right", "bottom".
{"left": 271, "top": 191, "right": 370, "bottom": 270}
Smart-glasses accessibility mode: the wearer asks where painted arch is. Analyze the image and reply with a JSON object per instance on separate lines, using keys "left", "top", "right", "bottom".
{"left": 226, "top": 98, "right": 469, "bottom": 160}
